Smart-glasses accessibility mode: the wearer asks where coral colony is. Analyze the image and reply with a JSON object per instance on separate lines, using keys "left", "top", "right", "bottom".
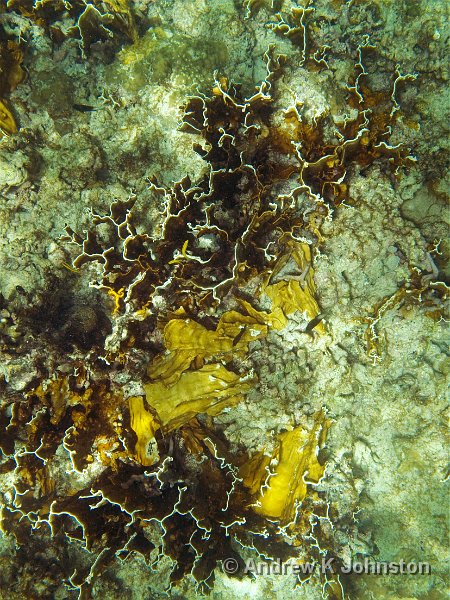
{"left": 0, "top": 2, "right": 447, "bottom": 599}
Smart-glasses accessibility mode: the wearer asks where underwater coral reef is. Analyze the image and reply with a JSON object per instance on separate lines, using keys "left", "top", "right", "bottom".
{"left": 0, "top": 1, "right": 448, "bottom": 599}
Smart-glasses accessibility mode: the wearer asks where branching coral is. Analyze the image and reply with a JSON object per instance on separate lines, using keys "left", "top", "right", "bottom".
{"left": 62, "top": 42, "right": 413, "bottom": 350}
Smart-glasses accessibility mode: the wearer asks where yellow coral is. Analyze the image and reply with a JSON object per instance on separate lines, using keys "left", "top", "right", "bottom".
{"left": 148, "top": 313, "right": 267, "bottom": 386}
{"left": 135, "top": 240, "right": 324, "bottom": 460}
{"left": 0, "top": 99, "right": 17, "bottom": 136}
{"left": 106, "top": 286, "right": 125, "bottom": 315}
{"left": 141, "top": 310, "right": 261, "bottom": 438}
{"left": 149, "top": 242, "right": 323, "bottom": 388}
{"left": 145, "top": 364, "right": 255, "bottom": 432}
{"left": 128, "top": 396, "right": 160, "bottom": 466}
{"left": 242, "top": 410, "right": 331, "bottom": 524}
{"left": 142, "top": 240, "right": 324, "bottom": 439}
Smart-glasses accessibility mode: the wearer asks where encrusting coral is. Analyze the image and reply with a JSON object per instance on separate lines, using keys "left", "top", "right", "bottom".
{"left": 6, "top": 0, "right": 137, "bottom": 54}
{"left": 1, "top": 0, "right": 136, "bottom": 135}
{"left": 1, "top": 6, "right": 445, "bottom": 598}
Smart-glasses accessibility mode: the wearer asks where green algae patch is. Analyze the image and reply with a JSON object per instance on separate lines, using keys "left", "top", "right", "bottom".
{"left": 106, "top": 27, "right": 229, "bottom": 93}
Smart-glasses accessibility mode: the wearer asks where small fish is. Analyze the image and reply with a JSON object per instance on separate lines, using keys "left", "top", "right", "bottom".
{"left": 232, "top": 326, "right": 246, "bottom": 347}
{"left": 303, "top": 313, "right": 324, "bottom": 334}
{"left": 62, "top": 262, "right": 80, "bottom": 274}
{"left": 73, "top": 103, "right": 97, "bottom": 112}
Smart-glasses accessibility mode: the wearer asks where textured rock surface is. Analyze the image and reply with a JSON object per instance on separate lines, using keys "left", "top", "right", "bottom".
{"left": 0, "top": 1, "right": 448, "bottom": 599}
